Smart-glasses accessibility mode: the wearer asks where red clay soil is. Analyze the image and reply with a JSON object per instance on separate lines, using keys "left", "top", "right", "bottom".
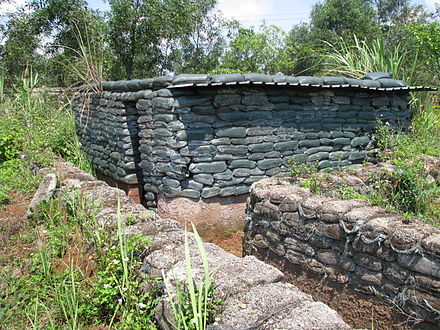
{"left": 0, "top": 193, "right": 37, "bottom": 289}
{"left": 202, "top": 230, "right": 244, "bottom": 257}
{"left": 0, "top": 193, "right": 29, "bottom": 236}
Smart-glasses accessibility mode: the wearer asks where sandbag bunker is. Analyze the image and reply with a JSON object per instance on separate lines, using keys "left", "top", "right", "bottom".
{"left": 73, "top": 73, "right": 433, "bottom": 208}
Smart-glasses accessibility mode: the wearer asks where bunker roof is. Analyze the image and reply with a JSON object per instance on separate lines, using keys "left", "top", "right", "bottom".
{"left": 79, "top": 72, "right": 436, "bottom": 92}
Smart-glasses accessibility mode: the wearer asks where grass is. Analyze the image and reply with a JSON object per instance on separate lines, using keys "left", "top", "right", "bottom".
{"left": 1, "top": 192, "right": 221, "bottom": 328}
{"left": 0, "top": 193, "right": 159, "bottom": 328}
{"left": 0, "top": 69, "right": 94, "bottom": 203}
{"left": 321, "top": 34, "right": 419, "bottom": 85}
{"left": 163, "top": 222, "right": 221, "bottom": 329}
{"left": 0, "top": 66, "right": 218, "bottom": 329}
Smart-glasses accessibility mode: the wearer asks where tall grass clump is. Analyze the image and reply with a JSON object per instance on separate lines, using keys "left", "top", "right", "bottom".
{"left": 372, "top": 102, "right": 440, "bottom": 223}
{"left": 0, "top": 69, "right": 93, "bottom": 200}
{"left": 53, "top": 21, "right": 107, "bottom": 91}
{"left": 322, "top": 35, "right": 418, "bottom": 85}
{"left": 164, "top": 222, "right": 220, "bottom": 329}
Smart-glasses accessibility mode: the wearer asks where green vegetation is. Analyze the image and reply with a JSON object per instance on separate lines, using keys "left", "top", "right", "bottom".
{"left": 370, "top": 108, "right": 440, "bottom": 221}
{"left": 1, "top": 192, "right": 221, "bottom": 328}
{"left": 0, "top": 192, "right": 159, "bottom": 328}
{"left": 164, "top": 223, "right": 222, "bottom": 329}
{"left": 0, "top": 70, "right": 93, "bottom": 204}
{"left": 322, "top": 35, "right": 419, "bottom": 84}
{"left": 1, "top": 0, "right": 438, "bottom": 85}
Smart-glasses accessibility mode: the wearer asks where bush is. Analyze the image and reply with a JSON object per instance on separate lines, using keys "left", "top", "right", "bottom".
{"left": 0, "top": 70, "right": 94, "bottom": 196}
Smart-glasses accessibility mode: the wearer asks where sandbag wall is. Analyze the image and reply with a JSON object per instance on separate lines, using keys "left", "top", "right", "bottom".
{"left": 137, "top": 87, "right": 410, "bottom": 208}
{"left": 72, "top": 74, "right": 418, "bottom": 208}
{"left": 73, "top": 91, "right": 142, "bottom": 185}
{"left": 244, "top": 178, "right": 440, "bottom": 325}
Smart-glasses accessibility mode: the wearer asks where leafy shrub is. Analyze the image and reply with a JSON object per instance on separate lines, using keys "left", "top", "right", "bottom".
{"left": 288, "top": 159, "right": 318, "bottom": 179}
{"left": 370, "top": 159, "right": 439, "bottom": 219}
{"left": 0, "top": 134, "right": 20, "bottom": 162}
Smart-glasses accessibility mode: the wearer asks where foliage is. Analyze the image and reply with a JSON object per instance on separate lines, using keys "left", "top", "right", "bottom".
{"left": 338, "top": 185, "right": 367, "bottom": 200}
{"left": 107, "top": 0, "right": 218, "bottom": 79}
{"left": 0, "top": 193, "right": 160, "bottom": 328}
{"left": 310, "top": 0, "right": 380, "bottom": 43}
{"left": 1, "top": 0, "right": 437, "bottom": 86}
{"left": 374, "top": 104, "right": 440, "bottom": 158}
{"left": 288, "top": 159, "right": 318, "bottom": 179}
{"left": 54, "top": 21, "right": 108, "bottom": 88}
{"left": 322, "top": 34, "right": 419, "bottom": 84}
{"left": 370, "top": 105, "right": 440, "bottom": 221}
{"left": 0, "top": 0, "right": 106, "bottom": 86}
{"left": 0, "top": 69, "right": 94, "bottom": 198}
{"left": 81, "top": 199, "right": 158, "bottom": 328}
{"left": 286, "top": 0, "right": 431, "bottom": 77}
{"left": 164, "top": 222, "right": 221, "bottom": 329}
{"left": 220, "top": 23, "right": 295, "bottom": 74}
{"left": 301, "top": 176, "right": 322, "bottom": 195}
{"left": 410, "top": 22, "right": 440, "bottom": 85}
{"left": 166, "top": 11, "right": 231, "bottom": 74}
{"left": 285, "top": 23, "right": 323, "bottom": 75}
{"left": 369, "top": 158, "right": 439, "bottom": 219}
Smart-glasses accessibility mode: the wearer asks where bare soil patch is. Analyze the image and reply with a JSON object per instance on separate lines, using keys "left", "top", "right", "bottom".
{"left": 202, "top": 229, "right": 243, "bottom": 257}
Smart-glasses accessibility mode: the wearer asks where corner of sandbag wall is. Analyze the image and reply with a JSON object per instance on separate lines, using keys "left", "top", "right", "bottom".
{"left": 72, "top": 73, "right": 431, "bottom": 209}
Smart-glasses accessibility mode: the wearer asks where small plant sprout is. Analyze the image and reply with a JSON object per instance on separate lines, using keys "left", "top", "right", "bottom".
{"left": 164, "top": 222, "right": 219, "bottom": 330}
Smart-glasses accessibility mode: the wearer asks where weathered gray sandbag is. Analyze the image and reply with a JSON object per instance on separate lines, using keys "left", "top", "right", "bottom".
{"left": 210, "top": 73, "right": 245, "bottom": 83}
{"left": 243, "top": 73, "right": 274, "bottom": 82}
{"left": 172, "top": 74, "right": 210, "bottom": 85}
{"left": 322, "top": 76, "right": 346, "bottom": 85}
{"left": 297, "top": 76, "right": 323, "bottom": 85}
{"left": 379, "top": 78, "right": 406, "bottom": 87}
{"left": 363, "top": 72, "right": 391, "bottom": 80}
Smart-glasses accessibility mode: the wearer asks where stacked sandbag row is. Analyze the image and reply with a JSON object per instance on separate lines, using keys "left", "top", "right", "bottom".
{"left": 73, "top": 90, "right": 141, "bottom": 184}
{"left": 245, "top": 178, "right": 440, "bottom": 326}
{"left": 72, "top": 73, "right": 424, "bottom": 207}
{"left": 136, "top": 86, "right": 411, "bottom": 207}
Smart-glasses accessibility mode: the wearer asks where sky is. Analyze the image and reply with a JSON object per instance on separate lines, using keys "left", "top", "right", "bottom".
{"left": 1, "top": 0, "right": 439, "bottom": 32}
{"left": 85, "top": 0, "right": 440, "bottom": 31}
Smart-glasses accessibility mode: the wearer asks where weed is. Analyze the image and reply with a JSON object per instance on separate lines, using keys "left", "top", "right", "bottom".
{"left": 164, "top": 222, "right": 222, "bottom": 330}
{"left": 322, "top": 34, "right": 419, "bottom": 85}
{"left": 369, "top": 158, "right": 440, "bottom": 220}
{"left": 0, "top": 69, "right": 95, "bottom": 201}
{"left": 288, "top": 159, "right": 317, "bottom": 179}
{"left": 338, "top": 185, "right": 367, "bottom": 200}
{"left": 300, "top": 176, "right": 322, "bottom": 194}
{"left": 1, "top": 193, "right": 160, "bottom": 328}
{"left": 82, "top": 199, "right": 158, "bottom": 328}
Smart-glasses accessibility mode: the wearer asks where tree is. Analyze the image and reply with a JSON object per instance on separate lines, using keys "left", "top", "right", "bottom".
{"left": 309, "top": 0, "right": 380, "bottom": 44}
{"left": 285, "top": 23, "right": 323, "bottom": 75}
{"left": 410, "top": 22, "right": 440, "bottom": 85}
{"left": 165, "top": 10, "right": 231, "bottom": 74}
{"left": 0, "top": 0, "right": 105, "bottom": 86}
{"left": 107, "top": 0, "right": 218, "bottom": 79}
{"left": 220, "top": 24, "right": 295, "bottom": 74}
{"left": 0, "top": 10, "right": 46, "bottom": 84}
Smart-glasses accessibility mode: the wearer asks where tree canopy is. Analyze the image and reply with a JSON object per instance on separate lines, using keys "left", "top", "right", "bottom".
{"left": 0, "top": 0, "right": 438, "bottom": 87}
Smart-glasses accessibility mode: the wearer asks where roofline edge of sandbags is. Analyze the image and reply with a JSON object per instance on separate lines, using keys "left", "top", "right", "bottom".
{"left": 76, "top": 72, "right": 437, "bottom": 93}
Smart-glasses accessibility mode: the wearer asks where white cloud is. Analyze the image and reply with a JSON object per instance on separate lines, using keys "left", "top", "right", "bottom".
{"left": 217, "top": 0, "right": 274, "bottom": 21}
{"left": 0, "top": 0, "right": 29, "bottom": 16}
{"left": 425, "top": 0, "right": 440, "bottom": 10}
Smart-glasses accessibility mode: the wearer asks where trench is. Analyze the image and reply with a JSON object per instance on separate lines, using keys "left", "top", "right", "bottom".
{"left": 94, "top": 172, "right": 440, "bottom": 329}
